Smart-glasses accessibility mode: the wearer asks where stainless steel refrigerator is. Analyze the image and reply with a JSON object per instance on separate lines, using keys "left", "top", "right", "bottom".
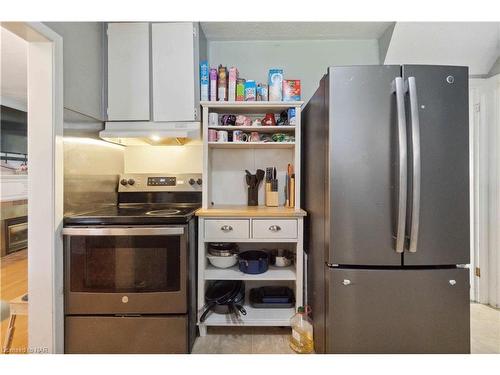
{"left": 302, "top": 65, "right": 470, "bottom": 354}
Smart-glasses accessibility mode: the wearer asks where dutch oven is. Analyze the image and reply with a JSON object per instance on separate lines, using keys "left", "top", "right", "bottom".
{"left": 238, "top": 250, "right": 269, "bottom": 274}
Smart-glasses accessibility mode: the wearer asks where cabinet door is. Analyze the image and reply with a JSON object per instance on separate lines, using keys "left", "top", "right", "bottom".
{"left": 152, "top": 23, "right": 196, "bottom": 122}
{"left": 107, "top": 22, "right": 150, "bottom": 121}
{"left": 327, "top": 268, "right": 470, "bottom": 353}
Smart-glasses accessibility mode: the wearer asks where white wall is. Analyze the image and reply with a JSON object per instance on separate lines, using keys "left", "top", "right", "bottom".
{"left": 208, "top": 39, "right": 380, "bottom": 104}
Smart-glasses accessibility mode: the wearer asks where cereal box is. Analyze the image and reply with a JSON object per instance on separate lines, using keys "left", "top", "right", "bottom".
{"left": 200, "top": 60, "right": 209, "bottom": 101}
{"left": 228, "top": 67, "right": 239, "bottom": 102}
{"left": 236, "top": 79, "right": 246, "bottom": 101}
{"left": 268, "top": 68, "right": 283, "bottom": 101}
{"left": 244, "top": 80, "right": 257, "bottom": 101}
{"left": 209, "top": 68, "right": 217, "bottom": 101}
{"left": 283, "top": 80, "right": 301, "bottom": 101}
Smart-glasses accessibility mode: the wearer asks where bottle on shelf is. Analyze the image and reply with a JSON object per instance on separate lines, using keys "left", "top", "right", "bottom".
{"left": 289, "top": 306, "right": 314, "bottom": 354}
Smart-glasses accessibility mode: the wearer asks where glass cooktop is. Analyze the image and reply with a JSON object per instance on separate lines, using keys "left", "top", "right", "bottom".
{"left": 64, "top": 203, "right": 200, "bottom": 225}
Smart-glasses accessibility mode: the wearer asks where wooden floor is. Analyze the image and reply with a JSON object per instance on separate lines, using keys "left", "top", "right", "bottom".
{"left": 1, "top": 249, "right": 28, "bottom": 354}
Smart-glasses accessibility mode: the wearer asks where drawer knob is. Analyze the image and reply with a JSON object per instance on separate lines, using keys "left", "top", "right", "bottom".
{"left": 342, "top": 279, "right": 351, "bottom": 286}
{"left": 449, "top": 279, "right": 456, "bottom": 286}
{"left": 220, "top": 225, "right": 233, "bottom": 232}
{"left": 269, "top": 225, "right": 281, "bottom": 232}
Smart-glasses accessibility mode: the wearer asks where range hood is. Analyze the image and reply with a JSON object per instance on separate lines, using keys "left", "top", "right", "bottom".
{"left": 99, "top": 121, "right": 200, "bottom": 146}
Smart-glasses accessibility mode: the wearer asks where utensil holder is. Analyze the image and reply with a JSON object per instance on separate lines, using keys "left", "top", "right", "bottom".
{"left": 248, "top": 187, "right": 258, "bottom": 206}
{"left": 266, "top": 191, "right": 279, "bottom": 207}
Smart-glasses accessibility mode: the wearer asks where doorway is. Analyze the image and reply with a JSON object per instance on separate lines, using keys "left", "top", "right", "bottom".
{"left": 0, "top": 22, "right": 63, "bottom": 354}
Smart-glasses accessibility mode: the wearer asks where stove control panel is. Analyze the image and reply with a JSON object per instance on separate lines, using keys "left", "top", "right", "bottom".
{"left": 118, "top": 173, "right": 202, "bottom": 192}
{"left": 147, "top": 176, "right": 176, "bottom": 186}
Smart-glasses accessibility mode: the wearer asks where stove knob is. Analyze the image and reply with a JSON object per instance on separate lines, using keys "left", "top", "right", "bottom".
{"left": 196, "top": 178, "right": 203, "bottom": 185}
{"left": 188, "top": 178, "right": 196, "bottom": 185}
{"left": 120, "top": 179, "right": 128, "bottom": 186}
{"left": 127, "top": 179, "right": 135, "bottom": 186}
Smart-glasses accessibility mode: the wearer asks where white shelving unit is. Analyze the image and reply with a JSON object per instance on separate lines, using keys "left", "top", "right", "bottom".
{"left": 207, "top": 125, "right": 295, "bottom": 132}
{"left": 205, "top": 265, "right": 297, "bottom": 281}
{"left": 207, "top": 142, "right": 295, "bottom": 149}
{"left": 203, "top": 305, "right": 296, "bottom": 327}
{"left": 196, "top": 101, "right": 306, "bottom": 335}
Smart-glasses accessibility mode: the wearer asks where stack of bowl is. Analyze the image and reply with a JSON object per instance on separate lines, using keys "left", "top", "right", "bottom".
{"left": 206, "top": 243, "right": 239, "bottom": 268}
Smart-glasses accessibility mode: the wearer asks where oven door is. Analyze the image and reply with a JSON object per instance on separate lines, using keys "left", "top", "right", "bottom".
{"left": 63, "top": 226, "right": 187, "bottom": 315}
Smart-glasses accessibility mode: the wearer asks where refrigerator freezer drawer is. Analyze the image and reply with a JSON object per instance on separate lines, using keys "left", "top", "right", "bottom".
{"left": 65, "top": 315, "right": 188, "bottom": 353}
{"left": 327, "top": 268, "right": 470, "bottom": 354}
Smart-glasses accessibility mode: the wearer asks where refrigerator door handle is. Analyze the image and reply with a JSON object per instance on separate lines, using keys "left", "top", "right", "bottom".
{"left": 392, "top": 77, "right": 407, "bottom": 253}
{"left": 407, "top": 76, "right": 421, "bottom": 253}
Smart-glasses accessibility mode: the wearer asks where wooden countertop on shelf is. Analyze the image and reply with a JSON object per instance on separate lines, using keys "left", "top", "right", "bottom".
{"left": 195, "top": 205, "right": 307, "bottom": 217}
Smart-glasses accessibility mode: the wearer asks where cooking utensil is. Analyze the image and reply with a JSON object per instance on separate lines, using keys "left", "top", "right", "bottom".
{"left": 246, "top": 169, "right": 263, "bottom": 206}
{"left": 249, "top": 286, "right": 295, "bottom": 308}
{"left": 200, "top": 280, "right": 246, "bottom": 322}
{"left": 256, "top": 169, "right": 265, "bottom": 184}
{"left": 238, "top": 250, "right": 269, "bottom": 274}
{"left": 271, "top": 248, "right": 293, "bottom": 267}
{"left": 207, "top": 254, "right": 238, "bottom": 268}
{"left": 265, "top": 168, "right": 273, "bottom": 182}
{"left": 208, "top": 242, "right": 238, "bottom": 257}
{"left": 200, "top": 280, "right": 240, "bottom": 322}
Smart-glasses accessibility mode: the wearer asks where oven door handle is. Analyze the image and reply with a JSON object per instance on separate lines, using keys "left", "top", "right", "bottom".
{"left": 62, "top": 227, "right": 184, "bottom": 236}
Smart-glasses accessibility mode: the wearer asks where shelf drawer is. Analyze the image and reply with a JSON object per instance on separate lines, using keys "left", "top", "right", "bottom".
{"left": 204, "top": 219, "right": 250, "bottom": 239}
{"left": 252, "top": 219, "right": 297, "bottom": 239}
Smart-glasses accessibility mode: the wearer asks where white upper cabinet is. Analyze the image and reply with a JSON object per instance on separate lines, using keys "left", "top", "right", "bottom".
{"left": 45, "top": 22, "right": 104, "bottom": 120}
{"left": 152, "top": 23, "right": 199, "bottom": 122}
{"left": 107, "top": 23, "right": 150, "bottom": 121}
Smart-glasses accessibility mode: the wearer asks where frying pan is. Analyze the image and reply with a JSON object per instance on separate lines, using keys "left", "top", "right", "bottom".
{"left": 199, "top": 281, "right": 246, "bottom": 322}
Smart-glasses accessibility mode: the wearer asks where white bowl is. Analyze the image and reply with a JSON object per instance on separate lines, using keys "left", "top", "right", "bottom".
{"left": 207, "top": 254, "right": 238, "bottom": 268}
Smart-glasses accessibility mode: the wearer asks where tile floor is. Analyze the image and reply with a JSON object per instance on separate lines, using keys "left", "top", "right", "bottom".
{"left": 470, "top": 303, "right": 500, "bottom": 354}
{"left": 193, "top": 303, "right": 500, "bottom": 354}
{"left": 192, "top": 326, "right": 295, "bottom": 354}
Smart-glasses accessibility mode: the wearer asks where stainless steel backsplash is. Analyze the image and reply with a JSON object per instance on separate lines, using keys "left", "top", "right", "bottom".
{"left": 63, "top": 110, "right": 124, "bottom": 215}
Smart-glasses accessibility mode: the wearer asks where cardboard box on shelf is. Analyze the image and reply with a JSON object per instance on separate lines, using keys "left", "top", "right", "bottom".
{"left": 283, "top": 80, "right": 301, "bottom": 101}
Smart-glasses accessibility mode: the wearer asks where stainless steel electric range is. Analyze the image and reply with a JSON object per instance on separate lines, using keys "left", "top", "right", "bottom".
{"left": 62, "top": 173, "right": 202, "bottom": 354}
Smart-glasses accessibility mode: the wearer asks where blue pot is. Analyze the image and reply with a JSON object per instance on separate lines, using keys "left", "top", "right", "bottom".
{"left": 238, "top": 250, "right": 269, "bottom": 274}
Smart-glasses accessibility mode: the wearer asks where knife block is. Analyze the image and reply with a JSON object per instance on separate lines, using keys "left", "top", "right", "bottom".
{"left": 265, "top": 183, "right": 278, "bottom": 207}
{"left": 248, "top": 186, "right": 259, "bottom": 206}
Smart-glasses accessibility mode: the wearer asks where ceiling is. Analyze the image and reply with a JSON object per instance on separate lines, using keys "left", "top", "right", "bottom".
{"left": 1, "top": 27, "right": 27, "bottom": 109}
{"left": 201, "top": 22, "right": 393, "bottom": 41}
{"left": 384, "top": 22, "right": 500, "bottom": 76}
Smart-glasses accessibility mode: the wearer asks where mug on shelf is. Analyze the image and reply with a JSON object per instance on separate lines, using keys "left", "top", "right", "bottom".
{"left": 233, "top": 130, "right": 249, "bottom": 142}
{"left": 209, "top": 113, "right": 219, "bottom": 126}
{"left": 252, "top": 119, "right": 262, "bottom": 127}
{"left": 272, "top": 133, "right": 286, "bottom": 142}
{"left": 235, "top": 115, "right": 251, "bottom": 127}
{"left": 221, "top": 114, "right": 236, "bottom": 126}
{"left": 208, "top": 129, "right": 217, "bottom": 142}
{"left": 217, "top": 130, "right": 229, "bottom": 142}
{"left": 249, "top": 132, "right": 261, "bottom": 142}
{"left": 262, "top": 113, "right": 276, "bottom": 126}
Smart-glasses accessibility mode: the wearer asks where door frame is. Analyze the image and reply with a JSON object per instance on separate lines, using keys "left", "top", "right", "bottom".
{"left": 1, "top": 22, "right": 64, "bottom": 353}
{"left": 469, "top": 75, "right": 500, "bottom": 307}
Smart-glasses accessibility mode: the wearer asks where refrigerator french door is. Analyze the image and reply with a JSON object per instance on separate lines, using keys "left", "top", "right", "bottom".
{"left": 303, "top": 65, "right": 470, "bottom": 354}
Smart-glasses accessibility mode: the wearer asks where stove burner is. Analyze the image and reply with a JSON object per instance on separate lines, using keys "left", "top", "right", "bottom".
{"left": 145, "top": 209, "right": 181, "bottom": 216}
